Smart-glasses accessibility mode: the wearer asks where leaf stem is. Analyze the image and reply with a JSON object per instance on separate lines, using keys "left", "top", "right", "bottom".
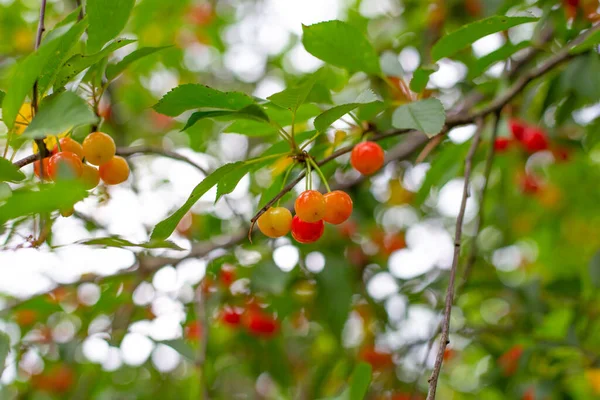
{"left": 308, "top": 157, "right": 331, "bottom": 192}
{"left": 300, "top": 131, "right": 322, "bottom": 151}
{"left": 277, "top": 163, "right": 295, "bottom": 207}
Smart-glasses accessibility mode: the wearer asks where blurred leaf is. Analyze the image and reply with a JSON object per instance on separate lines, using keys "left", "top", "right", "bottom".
{"left": 268, "top": 75, "right": 317, "bottom": 111}
{"left": 348, "top": 363, "right": 372, "bottom": 400}
{"left": 589, "top": 250, "right": 600, "bottom": 288}
{"left": 468, "top": 40, "right": 530, "bottom": 80}
{"left": 0, "top": 181, "right": 88, "bottom": 224}
{"left": 0, "top": 331, "right": 9, "bottom": 377}
{"left": 410, "top": 65, "right": 438, "bottom": 93}
{"left": 0, "top": 158, "right": 25, "bottom": 183}
{"left": 182, "top": 105, "right": 269, "bottom": 131}
{"left": 151, "top": 162, "right": 243, "bottom": 240}
{"left": 22, "top": 92, "right": 97, "bottom": 139}
{"left": 570, "top": 29, "right": 600, "bottom": 54}
{"left": 77, "top": 237, "right": 184, "bottom": 250}
{"left": 0, "top": 90, "right": 5, "bottom": 105}
{"left": 106, "top": 45, "right": 172, "bottom": 80}
{"left": 86, "top": 0, "right": 136, "bottom": 53}
{"left": 225, "top": 103, "right": 321, "bottom": 136}
{"left": 154, "top": 84, "right": 254, "bottom": 117}
{"left": 431, "top": 16, "right": 538, "bottom": 61}
{"left": 561, "top": 52, "right": 600, "bottom": 101}
{"left": 38, "top": 18, "right": 89, "bottom": 95}
{"left": 392, "top": 98, "right": 446, "bottom": 137}
{"left": 534, "top": 308, "right": 573, "bottom": 340}
{"left": 316, "top": 258, "right": 353, "bottom": 340}
{"left": 302, "top": 20, "right": 381, "bottom": 75}
{"left": 158, "top": 340, "right": 196, "bottom": 362}
{"left": 53, "top": 39, "right": 136, "bottom": 89}
{"left": 314, "top": 90, "right": 379, "bottom": 132}
{"left": 0, "top": 183, "right": 11, "bottom": 201}
{"left": 251, "top": 261, "right": 291, "bottom": 295}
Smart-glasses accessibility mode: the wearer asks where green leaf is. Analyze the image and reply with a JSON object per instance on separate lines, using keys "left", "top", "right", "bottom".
{"left": 86, "top": 0, "right": 136, "bottom": 54}
{"left": 316, "top": 258, "right": 353, "bottom": 339}
{"left": 570, "top": 29, "right": 600, "bottom": 54}
{"left": 302, "top": 20, "right": 381, "bottom": 75}
{"left": 410, "top": 65, "right": 438, "bottom": 93}
{"left": 348, "top": 363, "right": 372, "bottom": 400}
{"left": 106, "top": 45, "right": 172, "bottom": 81}
{"left": 0, "top": 90, "right": 5, "bottom": 105}
{"left": 468, "top": 41, "right": 530, "bottom": 79}
{"left": 38, "top": 18, "right": 89, "bottom": 95}
{"left": 153, "top": 84, "right": 254, "bottom": 117}
{"left": 151, "top": 162, "right": 243, "bottom": 240}
{"left": 431, "top": 16, "right": 538, "bottom": 61}
{"left": 268, "top": 75, "right": 317, "bottom": 111}
{"left": 1, "top": 24, "right": 74, "bottom": 129}
{"left": 0, "top": 181, "right": 88, "bottom": 224}
{"left": 158, "top": 340, "right": 196, "bottom": 362}
{"left": 53, "top": 39, "right": 136, "bottom": 90}
{"left": 215, "top": 163, "right": 252, "bottom": 203}
{"left": 392, "top": 98, "right": 446, "bottom": 137}
{"left": 314, "top": 90, "right": 379, "bottom": 132}
{"left": 77, "top": 237, "right": 184, "bottom": 250}
{"left": 590, "top": 250, "right": 600, "bottom": 288}
{"left": 0, "top": 158, "right": 25, "bottom": 183}
{"left": 0, "top": 331, "right": 10, "bottom": 377}
{"left": 225, "top": 104, "right": 321, "bottom": 137}
{"left": 22, "top": 92, "right": 97, "bottom": 139}
{"left": 182, "top": 104, "right": 269, "bottom": 131}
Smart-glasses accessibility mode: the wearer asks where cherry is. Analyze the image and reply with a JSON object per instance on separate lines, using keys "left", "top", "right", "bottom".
{"left": 350, "top": 141, "right": 385, "bottom": 175}
{"left": 494, "top": 137, "right": 511, "bottom": 152}
{"left": 508, "top": 119, "right": 527, "bottom": 141}
{"left": 99, "top": 156, "right": 130, "bottom": 185}
{"left": 219, "top": 265, "right": 236, "bottom": 287}
{"left": 323, "top": 190, "right": 353, "bottom": 225}
{"left": 221, "top": 306, "right": 242, "bottom": 326}
{"left": 14, "top": 309, "right": 38, "bottom": 326}
{"left": 443, "top": 348, "right": 456, "bottom": 362}
{"left": 520, "top": 174, "right": 541, "bottom": 194}
{"left": 184, "top": 321, "right": 202, "bottom": 340}
{"left": 80, "top": 163, "right": 100, "bottom": 190}
{"left": 60, "top": 207, "right": 74, "bottom": 217}
{"left": 294, "top": 190, "right": 326, "bottom": 223}
{"left": 34, "top": 158, "right": 50, "bottom": 179}
{"left": 257, "top": 207, "right": 293, "bottom": 237}
{"left": 291, "top": 216, "right": 324, "bottom": 244}
{"left": 498, "top": 345, "right": 524, "bottom": 376}
{"left": 245, "top": 310, "right": 279, "bottom": 338}
{"left": 522, "top": 127, "right": 548, "bottom": 153}
{"left": 82, "top": 131, "right": 116, "bottom": 166}
{"left": 359, "top": 346, "right": 394, "bottom": 370}
{"left": 52, "top": 137, "right": 83, "bottom": 159}
{"left": 48, "top": 151, "right": 83, "bottom": 180}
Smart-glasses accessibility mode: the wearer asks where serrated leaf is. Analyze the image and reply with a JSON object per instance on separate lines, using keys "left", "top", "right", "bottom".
{"left": 151, "top": 162, "right": 243, "bottom": 240}
{"left": 106, "top": 46, "right": 171, "bottom": 81}
{"left": 410, "top": 64, "right": 438, "bottom": 93}
{"left": 153, "top": 84, "right": 254, "bottom": 117}
{"left": 86, "top": 0, "right": 135, "bottom": 54}
{"left": 431, "top": 16, "right": 538, "bottom": 61}
{"left": 78, "top": 237, "right": 184, "bottom": 250}
{"left": 215, "top": 163, "right": 252, "bottom": 203}
{"left": 38, "top": 18, "right": 89, "bottom": 95}
{"left": 22, "top": 92, "right": 97, "bottom": 139}
{"left": 268, "top": 75, "right": 317, "bottom": 111}
{"left": 0, "top": 331, "right": 9, "bottom": 377}
{"left": 225, "top": 103, "right": 321, "bottom": 136}
{"left": 53, "top": 39, "right": 135, "bottom": 90}
{"left": 182, "top": 104, "right": 269, "bottom": 131}
{"left": 158, "top": 340, "right": 196, "bottom": 362}
{"left": 0, "top": 158, "right": 26, "bottom": 183}
{"left": 1, "top": 23, "right": 74, "bottom": 129}
{"left": 392, "top": 98, "right": 446, "bottom": 137}
{"left": 468, "top": 41, "right": 530, "bottom": 79}
{"left": 302, "top": 20, "right": 381, "bottom": 75}
{"left": 0, "top": 181, "right": 88, "bottom": 224}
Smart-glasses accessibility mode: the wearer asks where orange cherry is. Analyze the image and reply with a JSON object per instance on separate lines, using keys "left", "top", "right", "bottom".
{"left": 82, "top": 131, "right": 116, "bottom": 166}
{"left": 80, "top": 163, "right": 100, "bottom": 190}
{"left": 52, "top": 137, "right": 83, "bottom": 159}
{"left": 323, "top": 190, "right": 353, "bottom": 225}
{"left": 34, "top": 158, "right": 50, "bottom": 179}
{"left": 99, "top": 156, "right": 130, "bottom": 185}
{"left": 48, "top": 151, "right": 83, "bottom": 180}
{"left": 294, "top": 190, "right": 326, "bottom": 223}
{"left": 350, "top": 141, "right": 385, "bottom": 175}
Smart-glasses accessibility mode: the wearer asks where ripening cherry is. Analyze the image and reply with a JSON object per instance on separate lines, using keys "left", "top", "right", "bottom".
{"left": 520, "top": 174, "right": 541, "bottom": 194}
{"left": 221, "top": 306, "right": 242, "bottom": 327}
{"left": 48, "top": 151, "right": 83, "bottom": 180}
{"left": 291, "top": 216, "right": 324, "bottom": 244}
{"left": 82, "top": 131, "right": 116, "bottom": 166}
{"left": 60, "top": 207, "right": 74, "bottom": 218}
{"left": 359, "top": 346, "right": 394, "bottom": 370}
{"left": 14, "top": 309, "right": 38, "bottom": 326}
{"left": 99, "top": 156, "right": 130, "bottom": 185}
{"left": 34, "top": 158, "right": 50, "bottom": 179}
{"left": 522, "top": 127, "right": 548, "bottom": 153}
{"left": 80, "top": 163, "right": 100, "bottom": 190}
{"left": 350, "top": 141, "right": 385, "bottom": 175}
{"left": 498, "top": 345, "right": 524, "bottom": 376}
{"left": 184, "top": 321, "right": 202, "bottom": 340}
{"left": 294, "top": 190, "right": 326, "bottom": 223}
{"left": 219, "top": 265, "right": 236, "bottom": 287}
{"left": 508, "top": 119, "right": 527, "bottom": 141}
{"left": 52, "top": 137, "right": 83, "bottom": 159}
{"left": 323, "top": 190, "right": 353, "bottom": 225}
{"left": 494, "top": 137, "right": 511, "bottom": 152}
{"left": 257, "top": 207, "right": 293, "bottom": 237}
{"left": 245, "top": 310, "right": 279, "bottom": 338}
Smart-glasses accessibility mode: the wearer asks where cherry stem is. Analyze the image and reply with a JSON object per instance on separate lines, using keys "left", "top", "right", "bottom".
{"left": 305, "top": 158, "right": 311, "bottom": 191}
{"left": 308, "top": 157, "right": 331, "bottom": 193}
{"left": 300, "top": 131, "right": 321, "bottom": 151}
{"left": 277, "top": 163, "right": 294, "bottom": 207}
{"left": 55, "top": 136, "right": 62, "bottom": 152}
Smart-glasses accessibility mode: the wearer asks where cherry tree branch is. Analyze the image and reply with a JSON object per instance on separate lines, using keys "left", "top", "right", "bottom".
{"left": 426, "top": 118, "right": 484, "bottom": 400}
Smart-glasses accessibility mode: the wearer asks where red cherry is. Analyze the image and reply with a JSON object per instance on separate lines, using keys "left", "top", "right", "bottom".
{"left": 221, "top": 306, "right": 242, "bottom": 326}
{"left": 443, "top": 348, "right": 456, "bottom": 361}
{"left": 508, "top": 119, "right": 527, "bottom": 141}
{"left": 291, "top": 216, "right": 324, "bottom": 244}
{"left": 522, "top": 127, "right": 548, "bottom": 153}
{"left": 520, "top": 175, "right": 541, "bottom": 194}
{"left": 219, "top": 265, "right": 236, "bottom": 287}
{"left": 350, "top": 141, "right": 385, "bottom": 175}
{"left": 494, "top": 137, "right": 511, "bottom": 152}
{"left": 184, "top": 321, "right": 202, "bottom": 340}
{"left": 246, "top": 310, "right": 279, "bottom": 338}
{"left": 48, "top": 151, "right": 83, "bottom": 180}
{"left": 498, "top": 345, "right": 524, "bottom": 376}
{"left": 359, "top": 346, "right": 394, "bottom": 370}
{"left": 565, "top": 0, "right": 579, "bottom": 6}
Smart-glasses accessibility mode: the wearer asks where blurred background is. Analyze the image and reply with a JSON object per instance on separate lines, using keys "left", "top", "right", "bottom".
{"left": 1, "top": 0, "right": 600, "bottom": 399}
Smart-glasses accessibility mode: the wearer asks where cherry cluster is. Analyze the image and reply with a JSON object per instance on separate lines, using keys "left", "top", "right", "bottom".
{"left": 257, "top": 141, "right": 385, "bottom": 244}
{"left": 494, "top": 119, "right": 549, "bottom": 154}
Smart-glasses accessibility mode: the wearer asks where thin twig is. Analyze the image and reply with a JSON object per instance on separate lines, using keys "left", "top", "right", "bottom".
{"left": 194, "top": 284, "right": 209, "bottom": 399}
{"left": 426, "top": 118, "right": 484, "bottom": 400}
